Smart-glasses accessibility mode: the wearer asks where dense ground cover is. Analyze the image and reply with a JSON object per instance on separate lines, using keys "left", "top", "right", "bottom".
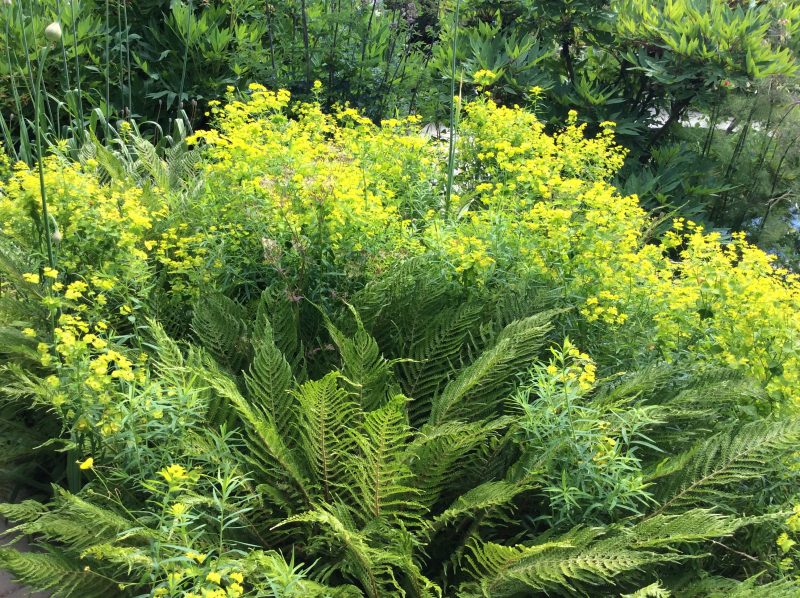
{"left": 0, "top": 87, "right": 800, "bottom": 596}
{"left": 4, "top": 0, "right": 800, "bottom": 263}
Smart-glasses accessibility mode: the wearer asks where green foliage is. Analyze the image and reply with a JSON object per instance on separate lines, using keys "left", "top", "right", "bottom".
{"left": 1, "top": 91, "right": 800, "bottom": 596}
{"left": 0, "top": 549, "right": 116, "bottom": 597}
{"left": 650, "top": 419, "right": 800, "bottom": 514}
{"left": 3, "top": 284, "right": 797, "bottom": 595}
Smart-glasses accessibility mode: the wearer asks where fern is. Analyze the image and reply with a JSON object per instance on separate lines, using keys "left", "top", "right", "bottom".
{"left": 462, "top": 527, "right": 607, "bottom": 597}
{"left": 191, "top": 293, "right": 252, "bottom": 372}
{"left": 241, "top": 549, "right": 363, "bottom": 597}
{"left": 650, "top": 419, "right": 800, "bottom": 514}
{"left": 0, "top": 499, "right": 47, "bottom": 526}
{"left": 347, "top": 395, "right": 421, "bottom": 527}
{"left": 245, "top": 311, "right": 295, "bottom": 434}
{"left": 1, "top": 489, "right": 140, "bottom": 551}
{"left": 0, "top": 548, "right": 117, "bottom": 597}
{"left": 408, "top": 418, "right": 513, "bottom": 508}
{"left": 463, "top": 509, "right": 750, "bottom": 597}
{"left": 429, "top": 313, "right": 552, "bottom": 424}
{"left": 431, "top": 480, "right": 531, "bottom": 530}
{"left": 621, "top": 581, "right": 671, "bottom": 597}
{"left": 675, "top": 573, "right": 800, "bottom": 597}
{"left": 326, "top": 306, "right": 399, "bottom": 411}
{"left": 626, "top": 509, "right": 751, "bottom": 549}
{"left": 400, "top": 302, "right": 483, "bottom": 425}
{"left": 353, "top": 257, "right": 461, "bottom": 355}
{"left": 278, "top": 504, "right": 440, "bottom": 598}
{"left": 130, "top": 134, "right": 171, "bottom": 190}
{"left": 206, "top": 368, "right": 313, "bottom": 508}
{"left": 87, "top": 139, "right": 136, "bottom": 185}
{"left": 256, "top": 286, "right": 305, "bottom": 376}
{"left": 292, "top": 373, "right": 361, "bottom": 501}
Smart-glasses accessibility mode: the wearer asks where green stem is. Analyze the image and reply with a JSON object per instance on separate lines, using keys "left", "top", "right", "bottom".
{"left": 68, "top": 0, "right": 85, "bottom": 144}
{"left": 4, "top": 6, "right": 28, "bottom": 159}
{"left": 54, "top": 0, "right": 71, "bottom": 92}
{"left": 445, "top": 0, "right": 461, "bottom": 215}
{"left": 178, "top": 0, "right": 192, "bottom": 117}
{"left": 34, "top": 46, "right": 56, "bottom": 274}
{"left": 104, "top": 0, "right": 110, "bottom": 138}
{"left": 123, "top": 0, "right": 132, "bottom": 113}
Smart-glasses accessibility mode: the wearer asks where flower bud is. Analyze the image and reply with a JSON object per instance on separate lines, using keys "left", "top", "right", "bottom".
{"left": 52, "top": 229, "right": 63, "bottom": 243}
{"left": 44, "top": 22, "right": 62, "bottom": 42}
{"left": 2, "top": 0, "right": 13, "bottom": 7}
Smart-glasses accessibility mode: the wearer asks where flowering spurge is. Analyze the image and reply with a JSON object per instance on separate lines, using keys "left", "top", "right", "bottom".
{"left": 0, "top": 89, "right": 798, "bottom": 596}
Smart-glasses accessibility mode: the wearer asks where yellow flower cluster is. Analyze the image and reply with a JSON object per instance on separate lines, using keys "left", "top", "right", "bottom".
{"left": 439, "top": 98, "right": 800, "bottom": 404}
{"left": 3, "top": 89, "right": 797, "bottom": 409}
{"left": 473, "top": 68, "right": 499, "bottom": 88}
{"left": 592, "top": 435, "right": 618, "bottom": 466}
{"left": 544, "top": 339, "right": 597, "bottom": 393}
{"left": 0, "top": 156, "right": 156, "bottom": 282}
{"left": 581, "top": 291, "right": 628, "bottom": 326}
{"left": 152, "top": 564, "right": 246, "bottom": 598}
{"left": 159, "top": 463, "right": 190, "bottom": 486}
{"left": 186, "top": 86, "right": 438, "bottom": 274}
{"left": 18, "top": 268, "right": 146, "bottom": 436}
{"left": 444, "top": 235, "right": 495, "bottom": 276}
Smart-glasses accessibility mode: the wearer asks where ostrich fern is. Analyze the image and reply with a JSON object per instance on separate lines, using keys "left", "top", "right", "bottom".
{"left": 0, "top": 278, "right": 798, "bottom": 596}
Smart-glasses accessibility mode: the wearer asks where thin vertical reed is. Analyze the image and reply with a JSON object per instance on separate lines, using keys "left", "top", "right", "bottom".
{"left": 68, "top": 0, "right": 85, "bottom": 143}
{"left": 444, "top": 0, "right": 461, "bottom": 215}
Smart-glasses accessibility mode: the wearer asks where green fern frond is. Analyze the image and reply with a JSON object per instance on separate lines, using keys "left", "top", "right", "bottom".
{"left": 191, "top": 293, "right": 251, "bottom": 372}
{"left": 90, "top": 139, "right": 135, "bottom": 184}
{"left": 622, "top": 581, "right": 671, "bottom": 597}
{"left": 595, "top": 363, "right": 676, "bottom": 406}
{"left": 626, "top": 509, "right": 748, "bottom": 549}
{"left": 241, "top": 549, "right": 363, "bottom": 597}
{"left": 0, "top": 327, "right": 40, "bottom": 366}
{"left": 0, "top": 548, "right": 116, "bottom": 597}
{"left": 409, "top": 418, "right": 514, "bottom": 508}
{"left": 131, "top": 134, "right": 170, "bottom": 189}
{"left": 400, "top": 302, "right": 483, "bottom": 425}
{"left": 245, "top": 312, "right": 295, "bottom": 434}
{"left": 348, "top": 395, "right": 421, "bottom": 527}
{"left": 146, "top": 321, "right": 233, "bottom": 427}
{"left": 2, "top": 488, "right": 137, "bottom": 551}
{"left": 431, "top": 480, "right": 531, "bottom": 530}
{"left": 146, "top": 318, "right": 187, "bottom": 381}
{"left": 650, "top": 419, "right": 800, "bottom": 514}
{"left": 277, "top": 504, "right": 440, "bottom": 598}
{"left": 461, "top": 527, "right": 601, "bottom": 596}
{"left": 0, "top": 363, "right": 52, "bottom": 405}
{"left": 256, "top": 287, "right": 304, "bottom": 378}
{"left": 429, "top": 313, "right": 552, "bottom": 424}
{"left": 277, "top": 506, "right": 400, "bottom": 598}
{"left": 325, "top": 306, "right": 399, "bottom": 411}
{"left": 352, "top": 257, "right": 460, "bottom": 354}
{"left": 676, "top": 573, "right": 800, "bottom": 597}
{"left": 163, "top": 142, "right": 202, "bottom": 191}
{"left": 463, "top": 538, "right": 674, "bottom": 597}
{"left": 292, "top": 373, "right": 361, "bottom": 501}
{"left": 205, "top": 368, "right": 312, "bottom": 508}
{"left": 0, "top": 499, "right": 47, "bottom": 526}
{"left": 463, "top": 508, "right": 753, "bottom": 597}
